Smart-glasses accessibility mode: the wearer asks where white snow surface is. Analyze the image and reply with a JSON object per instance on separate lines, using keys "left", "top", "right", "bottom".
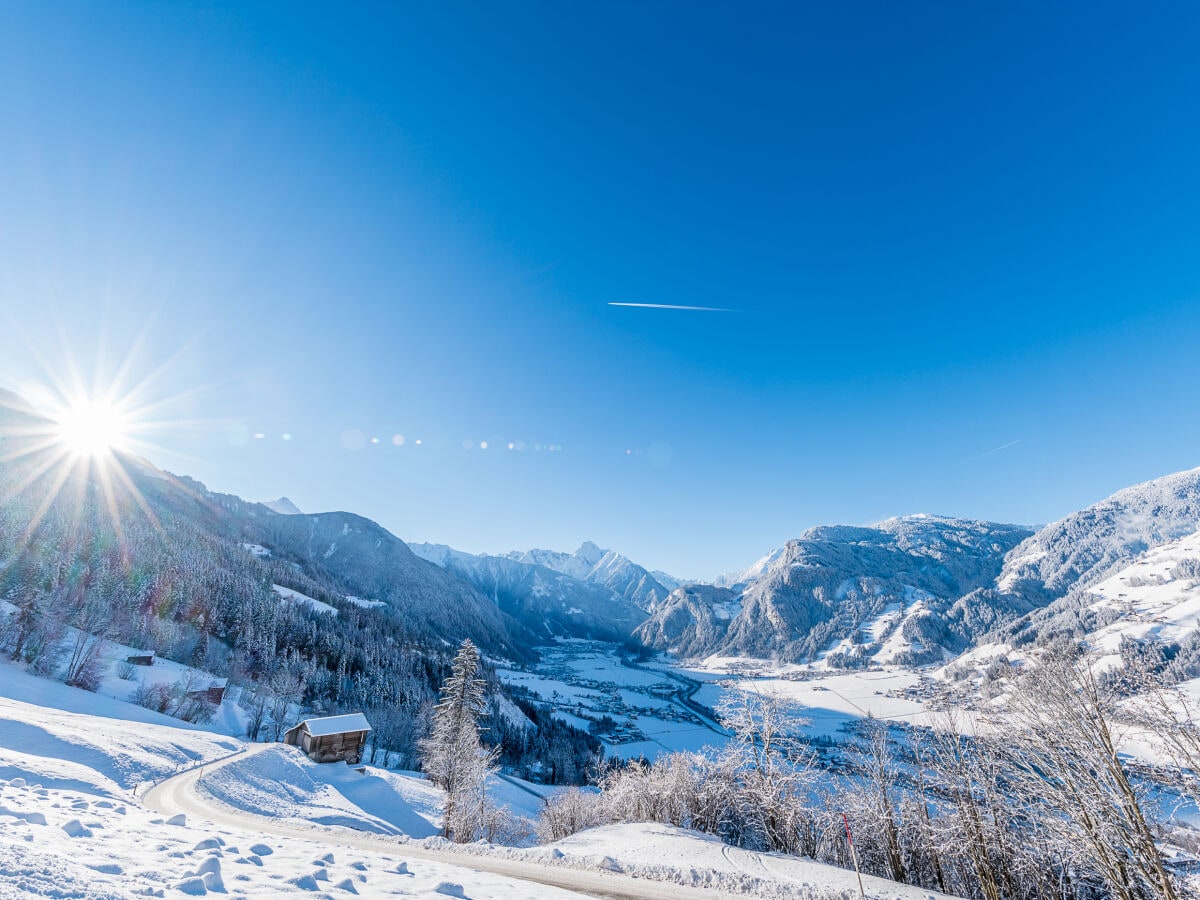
{"left": 296, "top": 712, "right": 372, "bottom": 737}
{"left": 272, "top": 584, "right": 337, "bottom": 616}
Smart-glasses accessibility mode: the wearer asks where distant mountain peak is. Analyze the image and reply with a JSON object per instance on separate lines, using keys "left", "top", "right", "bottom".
{"left": 575, "top": 540, "right": 606, "bottom": 564}
{"left": 263, "top": 497, "right": 303, "bottom": 516}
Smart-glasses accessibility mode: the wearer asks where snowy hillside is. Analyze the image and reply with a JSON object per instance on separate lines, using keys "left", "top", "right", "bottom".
{"left": 999, "top": 467, "right": 1200, "bottom": 603}
{"left": 251, "top": 511, "right": 537, "bottom": 660}
{"left": 992, "top": 467, "right": 1200, "bottom": 649}
{"left": 0, "top": 671, "right": 578, "bottom": 899}
{"left": 1075, "top": 530, "right": 1200, "bottom": 673}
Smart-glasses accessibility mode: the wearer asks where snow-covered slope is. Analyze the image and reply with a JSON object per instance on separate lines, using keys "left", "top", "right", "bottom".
{"left": 999, "top": 467, "right": 1200, "bottom": 604}
{"left": 992, "top": 467, "right": 1200, "bottom": 649}
{"left": 634, "top": 585, "right": 742, "bottom": 659}
{"left": 244, "top": 511, "right": 537, "bottom": 661}
{"left": 0, "top": 659, "right": 955, "bottom": 900}
{"left": 1068, "top": 530, "right": 1200, "bottom": 673}
{"left": 0, "top": 667, "right": 595, "bottom": 899}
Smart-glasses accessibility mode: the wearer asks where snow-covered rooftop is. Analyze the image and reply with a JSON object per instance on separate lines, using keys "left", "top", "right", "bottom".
{"left": 299, "top": 713, "right": 372, "bottom": 736}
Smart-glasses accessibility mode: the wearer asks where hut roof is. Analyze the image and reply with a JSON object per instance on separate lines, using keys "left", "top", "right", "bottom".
{"left": 299, "top": 713, "right": 372, "bottom": 737}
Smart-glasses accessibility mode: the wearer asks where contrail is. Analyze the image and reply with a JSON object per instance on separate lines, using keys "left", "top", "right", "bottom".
{"left": 609, "top": 302, "right": 737, "bottom": 312}
{"left": 967, "top": 439, "right": 1022, "bottom": 462}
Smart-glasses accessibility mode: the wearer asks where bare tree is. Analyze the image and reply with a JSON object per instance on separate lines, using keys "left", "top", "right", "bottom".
{"left": 847, "top": 718, "right": 907, "bottom": 884}
{"left": 1123, "top": 659, "right": 1200, "bottom": 813}
{"left": 716, "top": 684, "right": 819, "bottom": 854}
{"left": 1002, "top": 652, "right": 1180, "bottom": 900}
{"left": 62, "top": 595, "right": 111, "bottom": 691}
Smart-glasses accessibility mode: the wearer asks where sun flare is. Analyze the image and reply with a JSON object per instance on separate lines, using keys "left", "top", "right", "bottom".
{"left": 54, "top": 398, "right": 130, "bottom": 459}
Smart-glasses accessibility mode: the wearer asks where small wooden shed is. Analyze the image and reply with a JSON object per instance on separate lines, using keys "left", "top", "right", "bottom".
{"left": 283, "top": 713, "right": 372, "bottom": 764}
{"left": 186, "top": 680, "right": 227, "bottom": 705}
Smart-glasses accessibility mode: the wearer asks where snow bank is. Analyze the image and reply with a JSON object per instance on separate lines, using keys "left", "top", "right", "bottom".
{"left": 199, "top": 744, "right": 438, "bottom": 836}
{"left": 0, "top": 662, "right": 241, "bottom": 791}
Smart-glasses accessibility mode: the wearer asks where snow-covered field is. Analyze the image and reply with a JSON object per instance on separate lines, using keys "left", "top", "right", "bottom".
{"left": 691, "top": 669, "right": 930, "bottom": 740}
{"left": 0, "top": 657, "right": 957, "bottom": 899}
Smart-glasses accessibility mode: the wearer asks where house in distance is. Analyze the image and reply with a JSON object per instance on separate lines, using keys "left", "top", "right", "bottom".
{"left": 283, "top": 713, "right": 372, "bottom": 764}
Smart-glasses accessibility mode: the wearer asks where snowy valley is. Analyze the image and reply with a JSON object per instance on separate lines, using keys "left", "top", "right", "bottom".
{"left": 3, "top": 388, "right": 1200, "bottom": 899}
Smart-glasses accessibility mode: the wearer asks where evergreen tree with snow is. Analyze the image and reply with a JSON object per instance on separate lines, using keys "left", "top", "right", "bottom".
{"left": 420, "top": 638, "right": 501, "bottom": 841}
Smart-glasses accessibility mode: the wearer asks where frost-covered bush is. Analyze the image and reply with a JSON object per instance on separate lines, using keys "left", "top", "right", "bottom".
{"left": 129, "top": 677, "right": 214, "bottom": 724}
{"left": 536, "top": 787, "right": 602, "bottom": 842}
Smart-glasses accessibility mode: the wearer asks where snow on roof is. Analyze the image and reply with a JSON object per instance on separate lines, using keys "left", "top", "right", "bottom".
{"left": 299, "top": 713, "right": 372, "bottom": 736}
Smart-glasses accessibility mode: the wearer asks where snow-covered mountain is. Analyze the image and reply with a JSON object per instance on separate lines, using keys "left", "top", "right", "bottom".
{"left": 502, "top": 541, "right": 674, "bottom": 613}
{"left": 638, "top": 515, "right": 1033, "bottom": 665}
{"left": 645, "top": 469, "right": 1200, "bottom": 667}
{"left": 245, "top": 512, "right": 536, "bottom": 659}
{"left": 262, "top": 496, "right": 303, "bottom": 515}
{"left": 944, "top": 525, "right": 1200, "bottom": 687}
{"left": 711, "top": 547, "right": 787, "bottom": 590}
{"left": 409, "top": 542, "right": 648, "bottom": 641}
{"left": 633, "top": 584, "right": 742, "bottom": 659}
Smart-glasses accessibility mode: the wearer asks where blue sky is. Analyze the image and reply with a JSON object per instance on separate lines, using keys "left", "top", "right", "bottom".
{"left": 2, "top": 2, "right": 1199, "bottom": 577}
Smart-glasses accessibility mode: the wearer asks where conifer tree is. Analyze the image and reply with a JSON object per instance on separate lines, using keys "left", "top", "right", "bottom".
{"left": 420, "top": 639, "right": 500, "bottom": 841}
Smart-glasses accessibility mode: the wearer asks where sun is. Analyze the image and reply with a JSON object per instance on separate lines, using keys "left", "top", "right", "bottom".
{"left": 54, "top": 398, "right": 130, "bottom": 459}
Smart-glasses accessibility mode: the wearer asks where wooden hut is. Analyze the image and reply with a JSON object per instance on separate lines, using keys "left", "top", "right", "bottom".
{"left": 283, "top": 713, "right": 372, "bottom": 764}
{"left": 186, "top": 680, "right": 227, "bottom": 705}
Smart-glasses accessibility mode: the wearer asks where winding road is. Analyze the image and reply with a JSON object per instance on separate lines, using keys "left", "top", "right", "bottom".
{"left": 142, "top": 743, "right": 743, "bottom": 900}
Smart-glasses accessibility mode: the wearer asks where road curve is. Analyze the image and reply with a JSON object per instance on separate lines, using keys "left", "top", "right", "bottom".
{"left": 142, "top": 744, "right": 742, "bottom": 900}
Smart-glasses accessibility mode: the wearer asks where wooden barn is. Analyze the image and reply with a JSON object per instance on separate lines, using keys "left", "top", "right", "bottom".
{"left": 283, "top": 713, "right": 372, "bottom": 764}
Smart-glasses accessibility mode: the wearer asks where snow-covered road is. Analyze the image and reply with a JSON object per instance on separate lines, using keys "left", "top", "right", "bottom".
{"left": 142, "top": 744, "right": 744, "bottom": 900}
